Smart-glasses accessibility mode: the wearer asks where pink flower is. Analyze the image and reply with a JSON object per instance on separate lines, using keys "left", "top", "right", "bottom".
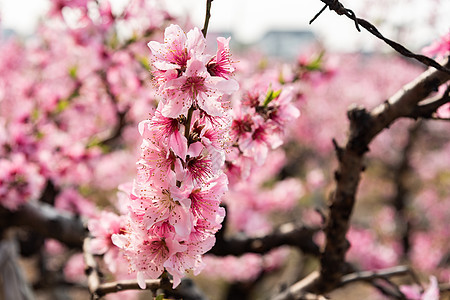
{"left": 130, "top": 176, "right": 192, "bottom": 238}
{"left": 55, "top": 188, "right": 97, "bottom": 218}
{"left": 115, "top": 24, "right": 237, "bottom": 288}
{"left": 0, "top": 154, "right": 45, "bottom": 211}
{"left": 187, "top": 173, "right": 228, "bottom": 225}
{"left": 137, "top": 139, "right": 182, "bottom": 185}
{"left": 164, "top": 235, "right": 216, "bottom": 287}
{"left": 139, "top": 114, "right": 187, "bottom": 162}
{"left": 422, "top": 276, "right": 439, "bottom": 300}
{"left": 148, "top": 25, "right": 205, "bottom": 71}
{"left": 436, "top": 102, "right": 450, "bottom": 119}
{"left": 148, "top": 107, "right": 187, "bottom": 157}
{"left": 64, "top": 253, "right": 86, "bottom": 283}
{"left": 161, "top": 59, "right": 238, "bottom": 118}
{"left": 207, "top": 37, "right": 235, "bottom": 79}
{"left": 239, "top": 116, "right": 283, "bottom": 165}
{"left": 230, "top": 111, "right": 255, "bottom": 142}
{"left": 112, "top": 225, "right": 184, "bottom": 289}
{"left": 422, "top": 32, "right": 450, "bottom": 59}
{"left": 400, "top": 276, "right": 440, "bottom": 300}
{"left": 88, "top": 211, "right": 126, "bottom": 273}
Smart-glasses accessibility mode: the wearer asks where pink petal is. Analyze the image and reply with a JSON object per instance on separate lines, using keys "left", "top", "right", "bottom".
{"left": 137, "top": 271, "right": 146, "bottom": 289}
{"left": 168, "top": 130, "right": 188, "bottom": 159}
{"left": 187, "top": 142, "right": 203, "bottom": 157}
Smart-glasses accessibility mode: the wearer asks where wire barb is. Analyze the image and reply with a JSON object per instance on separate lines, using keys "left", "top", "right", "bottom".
{"left": 309, "top": 0, "right": 360, "bottom": 31}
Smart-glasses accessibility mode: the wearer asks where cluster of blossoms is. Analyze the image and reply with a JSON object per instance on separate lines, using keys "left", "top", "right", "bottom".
{"left": 0, "top": 0, "right": 172, "bottom": 215}
{"left": 221, "top": 62, "right": 305, "bottom": 236}
{"left": 110, "top": 24, "right": 238, "bottom": 287}
{"left": 227, "top": 80, "right": 300, "bottom": 180}
{"left": 0, "top": 154, "right": 45, "bottom": 211}
{"left": 199, "top": 53, "right": 309, "bottom": 282}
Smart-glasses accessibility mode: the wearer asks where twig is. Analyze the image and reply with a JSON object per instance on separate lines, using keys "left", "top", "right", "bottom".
{"left": 339, "top": 265, "right": 410, "bottom": 287}
{"left": 309, "top": 0, "right": 450, "bottom": 74}
{"left": 410, "top": 85, "right": 450, "bottom": 119}
{"left": 372, "top": 277, "right": 406, "bottom": 299}
{"left": 208, "top": 223, "right": 320, "bottom": 257}
{"left": 94, "top": 279, "right": 165, "bottom": 298}
{"left": 272, "top": 271, "right": 327, "bottom": 300}
{"left": 83, "top": 237, "right": 102, "bottom": 299}
{"left": 93, "top": 278, "right": 207, "bottom": 300}
{"left": 96, "top": 70, "right": 130, "bottom": 150}
{"left": 440, "top": 283, "right": 450, "bottom": 293}
{"left": 201, "top": 0, "right": 213, "bottom": 37}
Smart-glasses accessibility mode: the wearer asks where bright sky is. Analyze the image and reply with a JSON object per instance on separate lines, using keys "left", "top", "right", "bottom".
{"left": 1, "top": 0, "right": 449, "bottom": 52}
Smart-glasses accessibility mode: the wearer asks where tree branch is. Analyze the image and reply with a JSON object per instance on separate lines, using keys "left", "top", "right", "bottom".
{"left": 201, "top": 0, "right": 213, "bottom": 37}
{"left": 0, "top": 202, "right": 86, "bottom": 249}
{"left": 272, "top": 59, "right": 450, "bottom": 298}
{"left": 92, "top": 278, "right": 207, "bottom": 300}
{"left": 209, "top": 223, "right": 320, "bottom": 257}
{"left": 316, "top": 58, "right": 450, "bottom": 293}
{"left": 272, "top": 272, "right": 326, "bottom": 300}
{"left": 338, "top": 265, "right": 410, "bottom": 287}
{"left": 409, "top": 84, "right": 450, "bottom": 119}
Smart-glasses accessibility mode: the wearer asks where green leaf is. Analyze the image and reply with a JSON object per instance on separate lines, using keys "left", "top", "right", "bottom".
{"left": 109, "top": 32, "right": 119, "bottom": 49}
{"left": 263, "top": 87, "right": 282, "bottom": 106}
{"left": 155, "top": 294, "right": 165, "bottom": 300}
{"left": 56, "top": 99, "right": 70, "bottom": 113}
{"left": 305, "top": 51, "right": 325, "bottom": 71}
{"left": 31, "top": 108, "right": 40, "bottom": 122}
{"left": 69, "top": 65, "right": 78, "bottom": 79}
{"left": 35, "top": 131, "right": 45, "bottom": 140}
{"left": 137, "top": 55, "right": 151, "bottom": 71}
{"left": 86, "top": 137, "right": 110, "bottom": 153}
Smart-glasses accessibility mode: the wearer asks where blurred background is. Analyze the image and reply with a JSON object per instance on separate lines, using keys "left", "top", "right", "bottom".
{"left": 1, "top": 0, "right": 449, "bottom": 55}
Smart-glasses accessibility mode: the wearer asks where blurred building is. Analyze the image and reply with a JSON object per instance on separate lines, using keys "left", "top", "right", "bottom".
{"left": 257, "top": 30, "right": 317, "bottom": 60}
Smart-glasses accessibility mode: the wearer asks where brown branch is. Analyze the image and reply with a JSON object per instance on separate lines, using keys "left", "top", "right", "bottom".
{"left": 201, "top": 0, "right": 213, "bottom": 37}
{"left": 273, "top": 59, "right": 450, "bottom": 298}
{"left": 94, "top": 278, "right": 207, "bottom": 300}
{"left": 96, "top": 71, "right": 130, "bottom": 150}
{"left": 339, "top": 266, "right": 421, "bottom": 299}
{"left": 368, "top": 58, "right": 450, "bottom": 138}
{"left": 315, "top": 58, "right": 450, "bottom": 293}
{"left": 209, "top": 223, "right": 320, "bottom": 257}
{"left": 95, "top": 279, "right": 165, "bottom": 297}
{"left": 410, "top": 84, "right": 450, "bottom": 119}
{"left": 273, "top": 266, "right": 415, "bottom": 300}
{"left": 391, "top": 122, "right": 422, "bottom": 257}
{"left": 83, "top": 239, "right": 207, "bottom": 299}
{"left": 272, "top": 272, "right": 327, "bottom": 300}
{"left": 338, "top": 265, "right": 410, "bottom": 287}
{"left": 0, "top": 202, "right": 86, "bottom": 249}
{"left": 310, "top": 0, "right": 450, "bottom": 75}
